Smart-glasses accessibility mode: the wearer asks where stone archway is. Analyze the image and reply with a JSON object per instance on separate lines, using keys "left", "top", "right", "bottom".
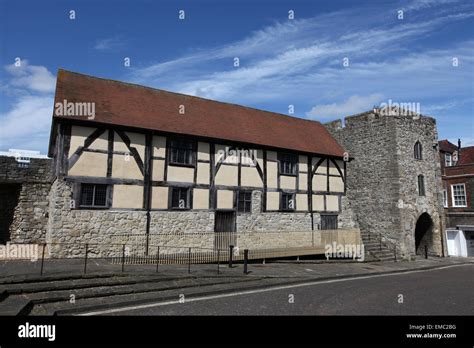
{"left": 414, "top": 212, "right": 433, "bottom": 255}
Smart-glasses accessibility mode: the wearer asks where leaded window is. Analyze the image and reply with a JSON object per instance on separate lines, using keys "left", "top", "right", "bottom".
{"left": 278, "top": 153, "right": 298, "bottom": 175}
{"left": 169, "top": 139, "right": 195, "bottom": 165}
{"left": 80, "top": 184, "right": 108, "bottom": 207}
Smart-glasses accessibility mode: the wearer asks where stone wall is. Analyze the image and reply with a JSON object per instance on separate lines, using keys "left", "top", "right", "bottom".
{"left": 237, "top": 191, "right": 357, "bottom": 232}
{"left": 394, "top": 116, "right": 444, "bottom": 256}
{"left": 0, "top": 156, "right": 53, "bottom": 244}
{"left": 47, "top": 179, "right": 148, "bottom": 257}
{"left": 46, "top": 178, "right": 359, "bottom": 257}
{"left": 325, "top": 111, "right": 444, "bottom": 258}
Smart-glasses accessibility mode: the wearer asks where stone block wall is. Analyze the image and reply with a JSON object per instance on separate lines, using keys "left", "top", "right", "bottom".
{"left": 325, "top": 112, "right": 444, "bottom": 258}
{"left": 47, "top": 179, "right": 148, "bottom": 257}
{"left": 0, "top": 156, "right": 53, "bottom": 244}
{"left": 393, "top": 116, "right": 444, "bottom": 256}
{"left": 46, "top": 178, "right": 359, "bottom": 257}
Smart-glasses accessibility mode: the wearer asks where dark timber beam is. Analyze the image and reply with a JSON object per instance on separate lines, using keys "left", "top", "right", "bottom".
{"left": 68, "top": 128, "right": 106, "bottom": 170}
{"left": 115, "top": 129, "right": 145, "bottom": 176}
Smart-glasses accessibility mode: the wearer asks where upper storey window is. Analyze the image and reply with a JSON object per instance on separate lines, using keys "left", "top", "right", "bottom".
{"left": 414, "top": 141, "right": 422, "bottom": 160}
{"left": 278, "top": 153, "right": 298, "bottom": 175}
{"left": 451, "top": 184, "right": 467, "bottom": 207}
{"left": 445, "top": 153, "right": 453, "bottom": 167}
{"left": 169, "top": 138, "right": 195, "bottom": 166}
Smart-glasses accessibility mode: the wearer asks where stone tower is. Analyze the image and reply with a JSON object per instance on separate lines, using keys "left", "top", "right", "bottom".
{"left": 325, "top": 109, "right": 445, "bottom": 259}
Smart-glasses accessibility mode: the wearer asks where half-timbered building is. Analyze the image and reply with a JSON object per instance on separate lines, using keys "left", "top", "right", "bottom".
{"left": 46, "top": 70, "right": 359, "bottom": 256}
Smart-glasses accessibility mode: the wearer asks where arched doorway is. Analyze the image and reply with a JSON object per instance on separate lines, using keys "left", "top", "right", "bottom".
{"left": 414, "top": 212, "right": 433, "bottom": 254}
{"left": 0, "top": 184, "right": 21, "bottom": 244}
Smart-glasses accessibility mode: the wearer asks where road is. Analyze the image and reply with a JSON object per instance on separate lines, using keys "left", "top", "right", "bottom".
{"left": 82, "top": 263, "right": 474, "bottom": 315}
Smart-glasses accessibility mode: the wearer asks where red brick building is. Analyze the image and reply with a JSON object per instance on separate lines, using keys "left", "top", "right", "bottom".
{"left": 439, "top": 139, "right": 474, "bottom": 257}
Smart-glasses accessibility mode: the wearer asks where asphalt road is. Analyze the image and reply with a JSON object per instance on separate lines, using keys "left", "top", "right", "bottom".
{"left": 89, "top": 263, "right": 474, "bottom": 315}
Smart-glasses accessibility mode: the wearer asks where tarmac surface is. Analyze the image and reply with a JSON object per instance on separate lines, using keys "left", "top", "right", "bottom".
{"left": 0, "top": 256, "right": 472, "bottom": 316}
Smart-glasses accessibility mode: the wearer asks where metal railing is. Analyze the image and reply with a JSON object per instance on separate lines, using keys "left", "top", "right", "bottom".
{"left": 1, "top": 240, "right": 333, "bottom": 278}
{"left": 4, "top": 242, "right": 239, "bottom": 277}
{"left": 1, "top": 229, "right": 362, "bottom": 277}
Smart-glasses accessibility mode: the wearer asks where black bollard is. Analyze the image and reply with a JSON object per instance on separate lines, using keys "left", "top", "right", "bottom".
{"left": 243, "top": 249, "right": 249, "bottom": 274}
{"left": 229, "top": 245, "right": 234, "bottom": 268}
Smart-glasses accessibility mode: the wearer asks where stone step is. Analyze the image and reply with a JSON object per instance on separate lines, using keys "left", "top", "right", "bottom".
{"left": 365, "top": 248, "right": 394, "bottom": 255}
{"left": 363, "top": 242, "right": 392, "bottom": 248}
{"left": 0, "top": 274, "right": 196, "bottom": 295}
{"left": 31, "top": 277, "right": 293, "bottom": 316}
{"left": 363, "top": 244, "right": 392, "bottom": 251}
{"left": 0, "top": 289, "right": 8, "bottom": 301}
{"left": 364, "top": 249, "right": 396, "bottom": 262}
{"left": 0, "top": 272, "right": 120, "bottom": 286}
{"left": 23, "top": 276, "right": 257, "bottom": 314}
{"left": 369, "top": 251, "right": 395, "bottom": 258}
{"left": 0, "top": 295, "right": 33, "bottom": 315}
{"left": 368, "top": 251, "right": 394, "bottom": 256}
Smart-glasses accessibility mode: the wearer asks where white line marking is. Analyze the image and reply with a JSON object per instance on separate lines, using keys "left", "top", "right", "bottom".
{"left": 78, "top": 263, "right": 473, "bottom": 316}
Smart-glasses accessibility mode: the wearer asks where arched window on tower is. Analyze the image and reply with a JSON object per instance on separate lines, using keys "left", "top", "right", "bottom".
{"left": 418, "top": 175, "right": 425, "bottom": 196}
{"left": 414, "top": 141, "right": 423, "bottom": 160}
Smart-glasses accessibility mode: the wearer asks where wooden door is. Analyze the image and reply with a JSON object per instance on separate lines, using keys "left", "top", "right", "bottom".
{"left": 214, "top": 211, "right": 236, "bottom": 250}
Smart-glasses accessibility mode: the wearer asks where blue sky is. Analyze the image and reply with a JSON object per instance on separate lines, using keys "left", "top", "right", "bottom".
{"left": 0, "top": 0, "right": 473, "bottom": 153}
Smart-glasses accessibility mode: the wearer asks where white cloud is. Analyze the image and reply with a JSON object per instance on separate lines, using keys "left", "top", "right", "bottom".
{"left": 0, "top": 95, "right": 53, "bottom": 151}
{"left": 5, "top": 61, "right": 56, "bottom": 93}
{"left": 129, "top": 12, "right": 344, "bottom": 81}
{"left": 306, "top": 94, "right": 384, "bottom": 119}
{"left": 404, "top": 0, "right": 460, "bottom": 11}
{"left": 127, "top": 5, "right": 474, "bottom": 107}
{"left": 94, "top": 36, "right": 125, "bottom": 51}
{"left": 421, "top": 99, "right": 470, "bottom": 114}
{"left": 0, "top": 63, "right": 55, "bottom": 153}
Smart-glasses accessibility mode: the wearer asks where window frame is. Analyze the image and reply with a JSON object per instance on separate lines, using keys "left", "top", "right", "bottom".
{"left": 418, "top": 175, "right": 425, "bottom": 197}
{"left": 414, "top": 141, "right": 423, "bottom": 160}
{"left": 237, "top": 190, "right": 252, "bottom": 213}
{"left": 79, "top": 183, "right": 110, "bottom": 209}
{"left": 280, "top": 192, "right": 296, "bottom": 211}
{"left": 320, "top": 214, "right": 338, "bottom": 230}
{"left": 443, "top": 189, "right": 448, "bottom": 208}
{"left": 445, "top": 153, "right": 452, "bottom": 167}
{"left": 168, "top": 138, "right": 196, "bottom": 167}
{"left": 169, "top": 186, "right": 192, "bottom": 210}
{"left": 278, "top": 152, "right": 298, "bottom": 176}
{"left": 451, "top": 183, "right": 467, "bottom": 208}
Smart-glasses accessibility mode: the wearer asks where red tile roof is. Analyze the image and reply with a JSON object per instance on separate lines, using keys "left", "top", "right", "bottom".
{"left": 51, "top": 69, "right": 345, "bottom": 157}
{"left": 460, "top": 146, "right": 474, "bottom": 165}
{"left": 438, "top": 139, "right": 457, "bottom": 153}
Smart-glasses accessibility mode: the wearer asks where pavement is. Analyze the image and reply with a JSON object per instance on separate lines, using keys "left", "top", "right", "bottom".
{"left": 0, "top": 256, "right": 472, "bottom": 315}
